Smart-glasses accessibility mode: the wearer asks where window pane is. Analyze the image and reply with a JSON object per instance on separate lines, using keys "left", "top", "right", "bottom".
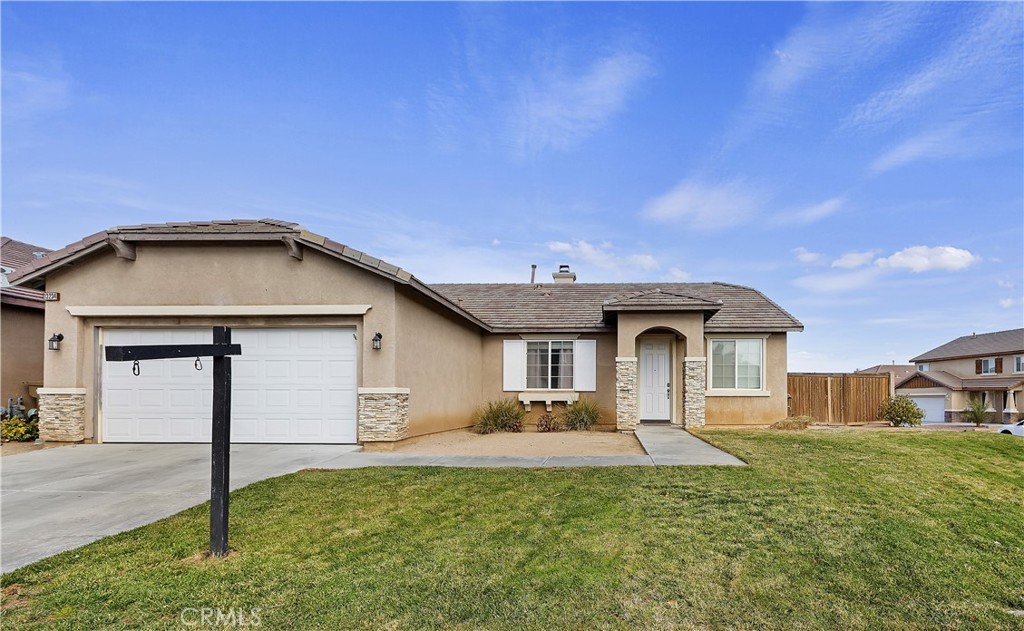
{"left": 526, "top": 342, "right": 549, "bottom": 389}
{"left": 711, "top": 341, "right": 735, "bottom": 389}
{"left": 736, "top": 339, "right": 762, "bottom": 389}
{"left": 551, "top": 341, "right": 574, "bottom": 389}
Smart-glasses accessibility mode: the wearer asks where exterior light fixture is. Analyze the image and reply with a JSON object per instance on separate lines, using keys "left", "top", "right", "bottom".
{"left": 371, "top": 332, "right": 383, "bottom": 350}
{"left": 48, "top": 333, "right": 64, "bottom": 351}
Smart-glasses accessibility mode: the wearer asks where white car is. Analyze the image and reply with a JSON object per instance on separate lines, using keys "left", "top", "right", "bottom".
{"left": 997, "top": 420, "right": 1024, "bottom": 437}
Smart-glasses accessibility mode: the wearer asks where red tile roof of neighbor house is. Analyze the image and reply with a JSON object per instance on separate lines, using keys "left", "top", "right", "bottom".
{"left": 910, "top": 328, "right": 1024, "bottom": 362}
{"left": 8, "top": 219, "right": 803, "bottom": 334}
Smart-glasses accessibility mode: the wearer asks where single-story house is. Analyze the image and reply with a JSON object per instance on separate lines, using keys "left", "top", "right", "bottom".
{"left": 895, "top": 328, "right": 1024, "bottom": 423}
{"left": 9, "top": 219, "right": 803, "bottom": 446}
{"left": 1, "top": 237, "right": 52, "bottom": 408}
{"left": 854, "top": 364, "right": 916, "bottom": 394}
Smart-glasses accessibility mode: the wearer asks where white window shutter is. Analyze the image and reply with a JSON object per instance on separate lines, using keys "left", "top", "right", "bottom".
{"left": 574, "top": 339, "right": 597, "bottom": 392}
{"left": 503, "top": 340, "right": 525, "bottom": 391}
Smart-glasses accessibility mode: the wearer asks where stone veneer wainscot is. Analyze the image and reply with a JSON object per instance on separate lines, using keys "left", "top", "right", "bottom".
{"left": 37, "top": 388, "right": 87, "bottom": 442}
{"left": 357, "top": 387, "right": 410, "bottom": 442}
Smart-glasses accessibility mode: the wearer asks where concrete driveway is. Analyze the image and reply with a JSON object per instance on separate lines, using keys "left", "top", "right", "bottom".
{"left": 1, "top": 443, "right": 358, "bottom": 573}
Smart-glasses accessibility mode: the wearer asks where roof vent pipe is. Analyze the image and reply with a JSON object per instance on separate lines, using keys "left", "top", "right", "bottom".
{"left": 530, "top": 264, "right": 537, "bottom": 284}
{"left": 552, "top": 264, "right": 576, "bottom": 284}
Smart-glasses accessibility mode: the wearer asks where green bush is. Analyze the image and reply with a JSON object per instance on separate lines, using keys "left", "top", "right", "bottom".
{"left": 1, "top": 408, "right": 39, "bottom": 442}
{"left": 877, "top": 395, "right": 924, "bottom": 427}
{"left": 474, "top": 398, "right": 526, "bottom": 434}
{"left": 962, "top": 397, "right": 989, "bottom": 427}
{"left": 559, "top": 397, "right": 603, "bottom": 431}
{"left": 536, "top": 413, "right": 563, "bottom": 433}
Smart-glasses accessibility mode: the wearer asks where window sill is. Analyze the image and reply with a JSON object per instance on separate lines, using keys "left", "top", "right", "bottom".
{"left": 705, "top": 389, "right": 771, "bottom": 398}
{"left": 519, "top": 391, "right": 579, "bottom": 412}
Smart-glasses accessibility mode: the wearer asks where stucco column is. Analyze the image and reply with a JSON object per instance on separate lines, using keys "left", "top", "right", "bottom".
{"left": 615, "top": 357, "right": 638, "bottom": 431}
{"left": 683, "top": 357, "right": 706, "bottom": 428}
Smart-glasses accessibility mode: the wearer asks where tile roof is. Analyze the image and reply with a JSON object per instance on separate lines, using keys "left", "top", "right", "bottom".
{"left": 855, "top": 364, "right": 917, "bottom": 382}
{"left": 7, "top": 219, "right": 803, "bottom": 334}
{"left": 0, "top": 285, "right": 45, "bottom": 309}
{"left": 895, "top": 370, "right": 1024, "bottom": 392}
{"left": 910, "top": 328, "right": 1024, "bottom": 362}
{"left": 430, "top": 282, "right": 802, "bottom": 332}
{"left": 1, "top": 237, "right": 52, "bottom": 270}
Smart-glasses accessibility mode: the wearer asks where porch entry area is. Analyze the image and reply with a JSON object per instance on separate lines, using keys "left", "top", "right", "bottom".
{"left": 639, "top": 338, "right": 671, "bottom": 421}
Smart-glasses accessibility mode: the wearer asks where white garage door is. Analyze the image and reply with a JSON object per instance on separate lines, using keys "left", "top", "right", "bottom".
{"left": 909, "top": 396, "right": 945, "bottom": 424}
{"left": 102, "top": 328, "right": 357, "bottom": 443}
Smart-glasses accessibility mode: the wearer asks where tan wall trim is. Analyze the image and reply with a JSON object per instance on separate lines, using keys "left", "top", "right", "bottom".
{"left": 706, "top": 389, "right": 771, "bottom": 397}
{"left": 357, "top": 387, "right": 410, "bottom": 394}
{"left": 38, "top": 387, "right": 87, "bottom": 395}
{"left": 615, "top": 356, "right": 639, "bottom": 362}
{"left": 66, "top": 305, "right": 372, "bottom": 317}
{"left": 683, "top": 356, "right": 707, "bottom": 362}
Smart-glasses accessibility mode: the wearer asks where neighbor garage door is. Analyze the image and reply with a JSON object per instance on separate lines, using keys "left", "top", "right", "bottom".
{"left": 101, "top": 328, "right": 357, "bottom": 443}
{"left": 909, "top": 395, "right": 945, "bottom": 424}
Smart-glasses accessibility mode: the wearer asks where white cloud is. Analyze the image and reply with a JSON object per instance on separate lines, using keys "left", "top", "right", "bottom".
{"left": 832, "top": 250, "right": 877, "bottom": 269}
{"left": 868, "top": 123, "right": 966, "bottom": 174}
{"left": 793, "top": 247, "right": 823, "bottom": 264}
{"left": 999, "top": 297, "right": 1020, "bottom": 309}
{"left": 874, "top": 246, "right": 980, "bottom": 272}
{"left": 792, "top": 267, "right": 884, "bottom": 294}
{"left": 511, "top": 49, "right": 654, "bottom": 157}
{"left": 642, "top": 179, "right": 762, "bottom": 231}
{"left": 1, "top": 67, "right": 70, "bottom": 121}
{"left": 845, "top": 3, "right": 1022, "bottom": 130}
{"left": 546, "top": 239, "right": 658, "bottom": 273}
{"left": 775, "top": 197, "right": 845, "bottom": 225}
{"left": 666, "top": 266, "right": 691, "bottom": 281}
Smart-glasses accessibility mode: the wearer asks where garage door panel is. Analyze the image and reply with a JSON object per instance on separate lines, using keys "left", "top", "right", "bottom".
{"left": 910, "top": 396, "right": 945, "bottom": 423}
{"left": 102, "top": 327, "right": 357, "bottom": 443}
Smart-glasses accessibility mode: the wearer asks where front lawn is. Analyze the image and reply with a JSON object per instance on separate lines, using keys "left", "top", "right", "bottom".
{"left": 3, "top": 431, "right": 1022, "bottom": 629}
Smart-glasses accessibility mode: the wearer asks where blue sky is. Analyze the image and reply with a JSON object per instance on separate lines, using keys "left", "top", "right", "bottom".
{"left": 3, "top": 2, "right": 1022, "bottom": 371}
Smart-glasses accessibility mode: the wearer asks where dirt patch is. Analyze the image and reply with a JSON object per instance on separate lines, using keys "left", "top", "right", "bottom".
{"left": 1, "top": 584, "right": 33, "bottom": 609}
{"left": 0, "top": 441, "right": 69, "bottom": 458}
{"left": 392, "top": 428, "right": 646, "bottom": 456}
{"left": 180, "top": 549, "right": 239, "bottom": 565}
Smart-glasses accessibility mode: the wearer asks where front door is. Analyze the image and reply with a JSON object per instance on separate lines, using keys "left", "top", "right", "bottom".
{"left": 639, "top": 339, "right": 671, "bottom": 421}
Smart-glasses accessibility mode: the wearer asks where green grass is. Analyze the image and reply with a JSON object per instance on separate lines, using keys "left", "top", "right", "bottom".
{"left": 3, "top": 431, "right": 1023, "bottom": 629}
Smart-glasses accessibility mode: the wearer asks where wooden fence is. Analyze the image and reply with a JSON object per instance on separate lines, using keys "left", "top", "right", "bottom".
{"left": 787, "top": 373, "right": 891, "bottom": 424}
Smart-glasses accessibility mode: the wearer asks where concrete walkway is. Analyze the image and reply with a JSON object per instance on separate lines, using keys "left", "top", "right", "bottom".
{"left": 634, "top": 425, "right": 747, "bottom": 466}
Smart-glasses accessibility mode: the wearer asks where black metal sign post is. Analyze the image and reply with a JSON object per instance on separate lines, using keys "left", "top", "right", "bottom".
{"left": 105, "top": 326, "right": 241, "bottom": 557}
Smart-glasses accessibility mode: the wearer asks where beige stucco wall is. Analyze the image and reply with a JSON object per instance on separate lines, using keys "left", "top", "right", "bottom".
{"left": 920, "top": 355, "right": 1023, "bottom": 377}
{"left": 481, "top": 332, "right": 618, "bottom": 430}
{"left": 704, "top": 333, "right": 789, "bottom": 425}
{"left": 615, "top": 312, "right": 704, "bottom": 357}
{"left": 1, "top": 304, "right": 45, "bottom": 406}
{"left": 395, "top": 289, "right": 483, "bottom": 436}
{"left": 41, "top": 242, "right": 401, "bottom": 440}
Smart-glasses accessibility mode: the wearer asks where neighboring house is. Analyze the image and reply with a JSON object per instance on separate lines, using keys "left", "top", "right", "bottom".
{"left": 854, "top": 364, "right": 917, "bottom": 394}
{"left": 9, "top": 220, "right": 803, "bottom": 445}
{"left": 895, "top": 328, "right": 1024, "bottom": 424}
{"left": 1, "top": 237, "right": 52, "bottom": 408}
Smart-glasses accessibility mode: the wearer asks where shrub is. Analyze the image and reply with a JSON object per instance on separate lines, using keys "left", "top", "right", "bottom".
{"left": 474, "top": 398, "right": 525, "bottom": 434}
{"left": 770, "top": 416, "right": 813, "bottom": 430}
{"left": 536, "top": 413, "right": 563, "bottom": 433}
{"left": 559, "top": 397, "right": 602, "bottom": 431}
{"left": 877, "top": 395, "right": 924, "bottom": 427}
{"left": 1, "top": 407, "right": 39, "bottom": 442}
{"left": 962, "top": 397, "right": 989, "bottom": 427}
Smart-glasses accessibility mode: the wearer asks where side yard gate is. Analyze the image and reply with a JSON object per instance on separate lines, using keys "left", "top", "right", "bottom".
{"left": 787, "top": 373, "right": 891, "bottom": 424}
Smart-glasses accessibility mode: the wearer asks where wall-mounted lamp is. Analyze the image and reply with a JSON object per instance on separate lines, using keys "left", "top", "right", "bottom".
{"left": 371, "top": 332, "right": 383, "bottom": 351}
{"left": 48, "top": 333, "right": 64, "bottom": 351}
